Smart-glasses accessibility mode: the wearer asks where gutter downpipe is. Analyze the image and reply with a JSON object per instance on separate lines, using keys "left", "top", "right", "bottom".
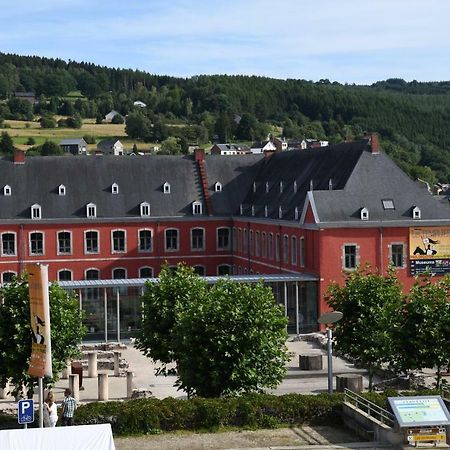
{"left": 379, "top": 227, "right": 384, "bottom": 276}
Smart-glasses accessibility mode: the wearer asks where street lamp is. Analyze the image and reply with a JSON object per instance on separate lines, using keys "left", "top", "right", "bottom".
{"left": 318, "top": 311, "right": 343, "bottom": 394}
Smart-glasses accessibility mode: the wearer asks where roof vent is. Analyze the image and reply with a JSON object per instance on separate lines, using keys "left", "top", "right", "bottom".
{"left": 328, "top": 179, "right": 333, "bottom": 190}
{"left": 278, "top": 206, "right": 283, "bottom": 219}
{"left": 3, "top": 185, "right": 11, "bottom": 196}
{"left": 112, "top": 183, "right": 119, "bottom": 194}
{"left": 58, "top": 184, "right": 66, "bottom": 196}
{"left": 293, "top": 180, "right": 297, "bottom": 193}
{"left": 265, "top": 181, "right": 269, "bottom": 193}
{"left": 251, "top": 205, "right": 255, "bottom": 216}
{"left": 264, "top": 205, "right": 268, "bottom": 217}
{"left": 309, "top": 179, "right": 314, "bottom": 191}
{"left": 163, "top": 182, "right": 171, "bottom": 194}
{"left": 253, "top": 182, "right": 257, "bottom": 193}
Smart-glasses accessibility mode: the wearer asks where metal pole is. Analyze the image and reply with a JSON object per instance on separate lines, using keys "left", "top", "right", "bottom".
{"left": 116, "top": 289, "right": 120, "bottom": 343}
{"left": 38, "top": 377, "right": 43, "bottom": 428}
{"left": 295, "top": 282, "right": 299, "bottom": 335}
{"left": 327, "top": 328, "right": 333, "bottom": 394}
{"left": 104, "top": 288, "right": 108, "bottom": 343}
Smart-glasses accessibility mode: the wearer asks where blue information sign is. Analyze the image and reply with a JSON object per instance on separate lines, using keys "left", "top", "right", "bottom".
{"left": 18, "top": 399, "right": 34, "bottom": 424}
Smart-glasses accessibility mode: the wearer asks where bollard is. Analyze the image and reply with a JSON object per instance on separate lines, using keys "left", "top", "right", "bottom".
{"left": 114, "top": 351, "right": 120, "bottom": 377}
{"left": 88, "top": 352, "right": 98, "bottom": 378}
{"left": 126, "top": 371, "right": 134, "bottom": 399}
{"left": 69, "top": 374, "right": 80, "bottom": 402}
{"left": 98, "top": 373, "right": 109, "bottom": 401}
{"left": 0, "top": 381, "right": 9, "bottom": 399}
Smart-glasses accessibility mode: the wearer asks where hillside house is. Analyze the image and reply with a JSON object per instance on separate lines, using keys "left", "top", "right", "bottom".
{"left": 59, "top": 138, "right": 88, "bottom": 155}
{"left": 97, "top": 139, "right": 124, "bottom": 156}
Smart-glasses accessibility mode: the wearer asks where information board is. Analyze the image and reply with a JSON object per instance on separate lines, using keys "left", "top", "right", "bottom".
{"left": 388, "top": 396, "right": 450, "bottom": 428}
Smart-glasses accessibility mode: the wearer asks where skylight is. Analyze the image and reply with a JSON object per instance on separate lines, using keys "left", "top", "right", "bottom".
{"left": 382, "top": 199, "right": 395, "bottom": 210}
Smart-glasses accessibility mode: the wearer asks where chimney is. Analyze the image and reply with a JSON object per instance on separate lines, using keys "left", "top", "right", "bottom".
{"left": 370, "top": 133, "right": 379, "bottom": 154}
{"left": 13, "top": 149, "right": 25, "bottom": 164}
{"left": 194, "top": 148, "right": 205, "bottom": 161}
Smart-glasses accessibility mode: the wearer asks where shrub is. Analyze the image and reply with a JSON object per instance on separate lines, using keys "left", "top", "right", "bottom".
{"left": 40, "top": 116, "right": 56, "bottom": 128}
{"left": 83, "top": 134, "right": 96, "bottom": 144}
{"left": 26, "top": 137, "right": 36, "bottom": 146}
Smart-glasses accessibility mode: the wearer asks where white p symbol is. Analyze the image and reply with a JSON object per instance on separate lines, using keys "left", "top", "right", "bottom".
{"left": 21, "top": 401, "right": 31, "bottom": 415}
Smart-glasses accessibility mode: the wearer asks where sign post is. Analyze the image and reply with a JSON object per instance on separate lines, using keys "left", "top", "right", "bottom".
{"left": 318, "top": 311, "right": 343, "bottom": 394}
{"left": 18, "top": 399, "right": 34, "bottom": 429}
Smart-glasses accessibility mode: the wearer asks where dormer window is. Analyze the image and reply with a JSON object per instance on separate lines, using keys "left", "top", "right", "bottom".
{"left": 58, "top": 184, "right": 66, "bottom": 196}
{"left": 163, "top": 182, "right": 171, "bottom": 194}
{"left": 279, "top": 181, "right": 283, "bottom": 193}
{"left": 294, "top": 206, "right": 299, "bottom": 220}
{"left": 293, "top": 181, "right": 297, "bottom": 193}
{"left": 112, "top": 183, "right": 119, "bottom": 194}
{"left": 361, "top": 207, "right": 369, "bottom": 221}
{"left": 86, "top": 203, "right": 97, "bottom": 218}
{"left": 140, "top": 202, "right": 150, "bottom": 217}
{"left": 253, "top": 182, "right": 257, "bottom": 193}
{"left": 265, "top": 182, "right": 269, "bottom": 193}
{"left": 251, "top": 205, "right": 255, "bottom": 216}
{"left": 413, "top": 206, "right": 421, "bottom": 219}
{"left": 264, "top": 205, "right": 268, "bottom": 217}
{"left": 4, "top": 185, "right": 11, "bottom": 196}
{"left": 192, "top": 201, "right": 202, "bottom": 215}
{"left": 214, "top": 182, "right": 222, "bottom": 192}
{"left": 278, "top": 206, "right": 283, "bottom": 219}
{"left": 31, "top": 204, "right": 41, "bottom": 220}
{"left": 239, "top": 204, "right": 243, "bottom": 215}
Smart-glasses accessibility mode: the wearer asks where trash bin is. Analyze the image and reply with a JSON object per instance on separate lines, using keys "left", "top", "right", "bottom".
{"left": 71, "top": 362, "right": 83, "bottom": 389}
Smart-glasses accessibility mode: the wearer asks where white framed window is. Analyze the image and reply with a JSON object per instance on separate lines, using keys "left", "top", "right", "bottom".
{"left": 191, "top": 227, "right": 205, "bottom": 251}
{"left": 57, "top": 230, "right": 72, "bottom": 255}
{"left": 84, "top": 230, "right": 99, "bottom": 254}
{"left": 58, "top": 184, "right": 66, "bottom": 196}
{"left": 163, "top": 182, "right": 171, "bottom": 194}
{"left": 112, "top": 183, "right": 119, "bottom": 194}
{"left": 214, "top": 182, "right": 222, "bottom": 192}
{"left": 85, "top": 268, "right": 100, "bottom": 280}
{"left": 413, "top": 206, "right": 421, "bottom": 219}
{"left": 342, "top": 243, "right": 360, "bottom": 270}
{"left": 138, "top": 229, "right": 152, "bottom": 252}
{"left": 291, "top": 236, "right": 297, "bottom": 265}
{"left": 300, "top": 236, "right": 305, "bottom": 267}
{"left": 112, "top": 229, "right": 126, "bottom": 253}
{"left": 86, "top": 203, "right": 97, "bottom": 218}
{"left": 217, "top": 264, "right": 231, "bottom": 275}
{"left": 58, "top": 269, "right": 72, "bottom": 281}
{"left": 193, "top": 265, "right": 205, "bottom": 276}
{"left": 1, "top": 232, "right": 16, "bottom": 256}
{"left": 139, "top": 266, "right": 153, "bottom": 278}
{"left": 165, "top": 228, "right": 179, "bottom": 251}
{"left": 29, "top": 231, "right": 44, "bottom": 255}
{"left": 112, "top": 267, "right": 127, "bottom": 279}
{"left": 192, "top": 201, "right": 202, "bottom": 215}
{"left": 3, "top": 185, "right": 11, "bottom": 196}
{"left": 389, "top": 243, "right": 406, "bottom": 268}
{"left": 283, "top": 234, "right": 289, "bottom": 263}
{"left": 361, "top": 207, "right": 369, "bottom": 220}
{"left": 217, "top": 227, "right": 230, "bottom": 250}
{"left": 31, "top": 204, "right": 41, "bottom": 220}
{"left": 140, "top": 202, "right": 151, "bottom": 217}
{"left": 2, "top": 271, "right": 16, "bottom": 284}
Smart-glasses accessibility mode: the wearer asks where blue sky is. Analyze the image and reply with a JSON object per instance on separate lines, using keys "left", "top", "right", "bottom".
{"left": 2, "top": 0, "right": 449, "bottom": 84}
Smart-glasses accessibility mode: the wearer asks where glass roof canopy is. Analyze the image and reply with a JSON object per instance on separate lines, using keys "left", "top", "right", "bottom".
{"left": 57, "top": 273, "right": 319, "bottom": 289}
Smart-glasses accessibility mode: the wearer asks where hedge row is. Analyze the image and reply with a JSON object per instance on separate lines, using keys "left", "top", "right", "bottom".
{"left": 74, "top": 393, "right": 345, "bottom": 435}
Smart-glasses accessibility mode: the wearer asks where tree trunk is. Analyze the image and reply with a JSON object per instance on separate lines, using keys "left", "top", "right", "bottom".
{"left": 368, "top": 364, "right": 373, "bottom": 392}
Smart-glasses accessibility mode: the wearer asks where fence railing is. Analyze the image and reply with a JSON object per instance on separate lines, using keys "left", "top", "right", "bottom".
{"left": 344, "top": 388, "right": 395, "bottom": 427}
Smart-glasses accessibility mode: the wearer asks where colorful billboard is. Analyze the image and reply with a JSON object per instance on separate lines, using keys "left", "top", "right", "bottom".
{"left": 27, "top": 264, "right": 52, "bottom": 378}
{"left": 409, "top": 227, "right": 450, "bottom": 275}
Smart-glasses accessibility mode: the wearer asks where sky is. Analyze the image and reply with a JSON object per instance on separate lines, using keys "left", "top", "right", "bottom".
{"left": 1, "top": 0, "right": 450, "bottom": 84}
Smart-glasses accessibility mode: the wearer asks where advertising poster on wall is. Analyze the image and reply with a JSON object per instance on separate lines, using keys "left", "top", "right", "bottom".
{"left": 27, "top": 264, "right": 52, "bottom": 378}
{"left": 409, "top": 227, "right": 450, "bottom": 275}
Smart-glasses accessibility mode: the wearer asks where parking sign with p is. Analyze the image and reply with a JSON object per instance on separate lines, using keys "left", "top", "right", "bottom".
{"left": 18, "top": 399, "right": 34, "bottom": 424}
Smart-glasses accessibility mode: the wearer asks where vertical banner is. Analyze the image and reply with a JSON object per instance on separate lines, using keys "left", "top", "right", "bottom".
{"left": 27, "top": 264, "right": 52, "bottom": 378}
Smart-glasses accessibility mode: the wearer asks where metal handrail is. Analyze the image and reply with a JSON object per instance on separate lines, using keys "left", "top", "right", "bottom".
{"left": 344, "top": 388, "right": 395, "bottom": 427}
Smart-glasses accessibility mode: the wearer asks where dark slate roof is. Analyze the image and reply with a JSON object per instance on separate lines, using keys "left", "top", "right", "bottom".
{"left": 0, "top": 155, "right": 203, "bottom": 220}
{"left": 312, "top": 150, "right": 450, "bottom": 223}
{"left": 204, "top": 154, "right": 264, "bottom": 216}
{"left": 251, "top": 141, "right": 269, "bottom": 149}
{"left": 97, "top": 139, "right": 121, "bottom": 151}
{"left": 241, "top": 140, "right": 366, "bottom": 220}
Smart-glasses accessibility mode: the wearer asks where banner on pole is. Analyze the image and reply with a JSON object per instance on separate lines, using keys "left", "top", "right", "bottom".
{"left": 27, "top": 264, "right": 52, "bottom": 378}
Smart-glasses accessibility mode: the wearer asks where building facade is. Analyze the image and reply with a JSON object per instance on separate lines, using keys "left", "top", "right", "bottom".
{"left": 2, "top": 138, "right": 450, "bottom": 337}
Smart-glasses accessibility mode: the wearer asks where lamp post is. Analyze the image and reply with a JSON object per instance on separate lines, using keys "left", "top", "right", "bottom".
{"left": 318, "top": 311, "right": 343, "bottom": 394}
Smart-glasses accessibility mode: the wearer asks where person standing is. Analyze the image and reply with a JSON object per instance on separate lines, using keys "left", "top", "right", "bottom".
{"left": 43, "top": 391, "right": 58, "bottom": 427}
{"left": 60, "top": 388, "right": 76, "bottom": 426}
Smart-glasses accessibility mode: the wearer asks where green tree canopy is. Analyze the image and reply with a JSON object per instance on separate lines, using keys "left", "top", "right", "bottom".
{"left": 0, "top": 276, "right": 86, "bottom": 397}
{"left": 325, "top": 267, "right": 403, "bottom": 390}
{"left": 136, "top": 264, "right": 288, "bottom": 397}
{"left": 0, "top": 131, "right": 15, "bottom": 154}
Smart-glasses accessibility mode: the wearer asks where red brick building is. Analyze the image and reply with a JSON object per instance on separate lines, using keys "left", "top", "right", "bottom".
{"left": 1, "top": 138, "right": 450, "bottom": 337}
